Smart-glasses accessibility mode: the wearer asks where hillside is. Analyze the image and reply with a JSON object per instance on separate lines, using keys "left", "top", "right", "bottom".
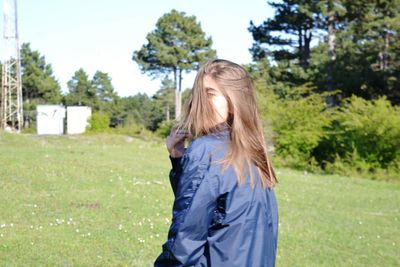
{"left": 0, "top": 133, "right": 399, "bottom": 266}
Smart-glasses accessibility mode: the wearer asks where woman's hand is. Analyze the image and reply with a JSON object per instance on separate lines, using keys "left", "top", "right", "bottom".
{"left": 166, "top": 126, "right": 190, "bottom": 158}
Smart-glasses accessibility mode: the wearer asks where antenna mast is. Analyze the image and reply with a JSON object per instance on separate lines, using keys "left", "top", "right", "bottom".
{"left": 1, "top": 0, "right": 23, "bottom": 132}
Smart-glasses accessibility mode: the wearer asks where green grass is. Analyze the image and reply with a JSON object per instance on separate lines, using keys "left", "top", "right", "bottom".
{"left": 0, "top": 133, "right": 399, "bottom": 266}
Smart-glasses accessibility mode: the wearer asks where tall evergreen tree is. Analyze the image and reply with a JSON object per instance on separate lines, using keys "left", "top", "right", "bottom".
{"left": 133, "top": 9, "right": 216, "bottom": 118}
{"left": 64, "top": 68, "right": 96, "bottom": 106}
{"left": 326, "top": 0, "right": 400, "bottom": 103}
{"left": 153, "top": 77, "right": 175, "bottom": 121}
{"left": 121, "top": 93, "right": 163, "bottom": 131}
{"left": 249, "top": 1, "right": 321, "bottom": 68}
{"left": 250, "top": 0, "right": 400, "bottom": 104}
{"left": 92, "top": 71, "right": 119, "bottom": 114}
{"left": 349, "top": 0, "right": 400, "bottom": 103}
{"left": 20, "top": 43, "right": 61, "bottom": 107}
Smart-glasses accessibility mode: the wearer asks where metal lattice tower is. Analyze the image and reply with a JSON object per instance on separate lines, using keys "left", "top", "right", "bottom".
{"left": 1, "top": 0, "right": 23, "bottom": 132}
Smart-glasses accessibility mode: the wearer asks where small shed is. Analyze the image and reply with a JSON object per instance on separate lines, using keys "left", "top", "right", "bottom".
{"left": 67, "top": 106, "right": 92, "bottom": 134}
{"left": 36, "top": 105, "right": 66, "bottom": 135}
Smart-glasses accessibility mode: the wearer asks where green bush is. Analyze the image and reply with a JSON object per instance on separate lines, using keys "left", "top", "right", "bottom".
{"left": 324, "top": 148, "right": 378, "bottom": 177}
{"left": 261, "top": 83, "right": 333, "bottom": 169}
{"left": 86, "top": 113, "right": 110, "bottom": 133}
{"left": 254, "top": 68, "right": 400, "bottom": 179}
{"left": 314, "top": 96, "right": 400, "bottom": 179}
{"left": 324, "top": 150, "right": 400, "bottom": 181}
{"left": 155, "top": 120, "right": 175, "bottom": 138}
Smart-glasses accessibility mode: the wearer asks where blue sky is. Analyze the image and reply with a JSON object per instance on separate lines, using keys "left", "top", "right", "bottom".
{"left": 1, "top": 0, "right": 274, "bottom": 97}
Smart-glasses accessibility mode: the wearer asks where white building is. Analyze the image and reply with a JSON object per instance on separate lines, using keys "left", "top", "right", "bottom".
{"left": 66, "top": 106, "right": 92, "bottom": 134}
{"left": 36, "top": 105, "right": 66, "bottom": 135}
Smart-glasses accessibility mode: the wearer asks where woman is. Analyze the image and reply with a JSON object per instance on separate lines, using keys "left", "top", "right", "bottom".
{"left": 154, "top": 59, "right": 279, "bottom": 267}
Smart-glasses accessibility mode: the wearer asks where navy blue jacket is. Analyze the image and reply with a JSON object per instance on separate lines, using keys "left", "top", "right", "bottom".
{"left": 154, "top": 126, "right": 279, "bottom": 267}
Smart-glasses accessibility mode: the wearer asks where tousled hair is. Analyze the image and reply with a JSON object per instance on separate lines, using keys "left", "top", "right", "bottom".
{"left": 176, "top": 59, "right": 278, "bottom": 188}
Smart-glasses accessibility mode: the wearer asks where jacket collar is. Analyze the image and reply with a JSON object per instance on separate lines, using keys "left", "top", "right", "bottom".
{"left": 210, "top": 122, "right": 231, "bottom": 137}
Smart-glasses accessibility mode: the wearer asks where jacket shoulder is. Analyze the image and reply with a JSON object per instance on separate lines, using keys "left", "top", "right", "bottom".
{"left": 185, "top": 134, "right": 226, "bottom": 161}
{"left": 184, "top": 136, "right": 211, "bottom": 163}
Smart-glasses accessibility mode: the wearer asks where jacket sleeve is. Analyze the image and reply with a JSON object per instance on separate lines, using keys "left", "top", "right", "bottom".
{"left": 155, "top": 146, "right": 219, "bottom": 267}
{"left": 169, "top": 155, "right": 183, "bottom": 197}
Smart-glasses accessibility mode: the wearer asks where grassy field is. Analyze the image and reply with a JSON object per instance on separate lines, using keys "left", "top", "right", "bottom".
{"left": 0, "top": 132, "right": 399, "bottom": 266}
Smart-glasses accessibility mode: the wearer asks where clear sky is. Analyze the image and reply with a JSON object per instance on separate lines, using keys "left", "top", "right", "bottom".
{"left": 1, "top": 0, "right": 274, "bottom": 97}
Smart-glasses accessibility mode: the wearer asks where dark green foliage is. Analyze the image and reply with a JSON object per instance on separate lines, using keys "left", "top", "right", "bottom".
{"left": 20, "top": 43, "right": 62, "bottom": 107}
{"left": 64, "top": 68, "right": 96, "bottom": 107}
{"left": 250, "top": 0, "right": 400, "bottom": 105}
{"left": 337, "top": 0, "right": 400, "bottom": 103}
{"left": 271, "top": 62, "right": 311, "bottom": 99}
{"left": 91, "top": 71, "right": 123, "bottom": 127}
{"left": 310, "top": 21, "right": 400, "bottom": 103}
{"left": 18, "top": 43, "right": 62, "bottom": 129}
{"left": 118, "top": 93, "right": 164, "bottom": 131}
{"left": 153, "top": 77, "right": 175, "bottom": 121}
{"left": 249, "top": 1, "right": 320, "bottom": 67}
{"left": 314, "top": 96, "right": 400, "bottom": 171}
{"left": 92, "top": 71, "right": 119, "bottom": 113}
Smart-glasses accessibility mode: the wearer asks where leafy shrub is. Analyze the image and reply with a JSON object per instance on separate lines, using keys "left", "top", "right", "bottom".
{"left": 260, "top": 83, "right": 333, "bottom": 169}
{"left": 86, "top": 113, "right": 110, "bottom": 133}
{"left": 324, "top": 150, "right": 400, "bottom": 181}
{"left": 314, "top": 96, "right": 400, "bottom": 174}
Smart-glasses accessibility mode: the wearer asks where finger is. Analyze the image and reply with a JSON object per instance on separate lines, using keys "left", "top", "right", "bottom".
{"left": 170, "top": 125, "right": 178, "bottom": 132}
{"left": 175, "top": 131, "right": 189, "bottom": 137}
{"left": 170, "top": 130, "right": 189, "bottom": 138}
{"left": 174, "top": 134, "right": 187, "bottom": 143}
{"left": 167, "top": 132, "right": 185, "bottom": 144}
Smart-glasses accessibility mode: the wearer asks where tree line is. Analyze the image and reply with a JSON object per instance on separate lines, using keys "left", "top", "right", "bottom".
{"left": 1, "top": 42, "right": 182, "bottom": 132}
{"left": 248, "top": 0, "right": 400, "bottom": 105}
{"left": 246, "top": 0, "right": 399, "bottom": 180}
{"left": 0, "top": 3, "right": 399, "bottom": 179}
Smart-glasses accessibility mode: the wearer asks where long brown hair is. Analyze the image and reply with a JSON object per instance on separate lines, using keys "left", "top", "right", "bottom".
{"left": 176, "top": 59, "right": 277, "bottom": 188}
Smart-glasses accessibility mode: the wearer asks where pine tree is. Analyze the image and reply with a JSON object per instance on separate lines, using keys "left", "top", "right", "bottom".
{"left": 92, "top": 71, "right": 119, "bottom": 114}
{"left": 249, "top": 1, "right": 321, "bottom": 68}
{"left": 153, "top": 77, "right": 175, "bottom": 121}
{"left": 64, "top": 68, "right": 96, "bottom": 107}
{"left": 133, "top": 9, "right": 216, "bottom": 119}
{"left": 20, "top": 43, "right": 61, "bottom": 107}
{"left": 331, "top": 0, "right": 400, "bottom": 103}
